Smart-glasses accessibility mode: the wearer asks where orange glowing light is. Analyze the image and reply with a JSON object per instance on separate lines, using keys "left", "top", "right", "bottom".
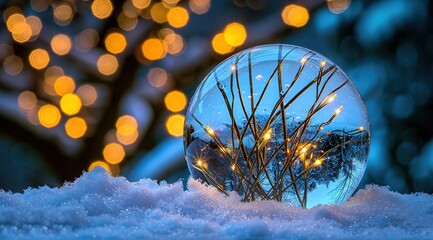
{"left": 104, "top": 32, "right": 127, "bottom": 54}
{"left": 97, "top": 54, "right": 118, "bottom": 76}
{"left": 167, "top": 7, "right": 189, "bottom": 28}
{"left": 281, "top": 4, "right": 309, "bottom": 28}
{"left": 77, "top": 84, "right": 98, "bottom": 106}
{"left": 18, "top": 91, "right": 37, "bottom": 110}
{"left": 165, "top": 114, "right": 185, "bottom": 137}
{"left": 54, "top": 76, "right": 75, "bottom": 96}
{"left": 51, "top": 34, "right": 72, "bottom": 56}
{"left": 164, "top": 90, "right": 187, "bottom": 112}
{"left": 6, "top": 13, "right": 26, "bottom": 33}
{"left": 141, "top": 38, "right": 166, "bottom": 61}
{"left": 65, "top": 117, "right": 87, "bottom": 139}
{"left": 11, "top": 22, "right": 32, "bottom": 43}
{"left": 212, "top": 33, "right": 234, "bottom": 55}
{"left": 29, "top": 48, "right": 50, "bottom": 70}
{"left": 91, "top": 0, "right": 113, "bottom": 19}
{"left": 189, "top": 0, "right": 211, "bottom": 15}
{"left": 223, "top": 22, "right": 247, "bottom": 47}
{"left": 115, "top": 115, "right": 139, "bottom": 145}
{"left": 103, "top": 143, "right": 125, "bottom": 164}
{"left": 3, "top": 55, "right": 23, "bottom": 76}
{"left": 88, "top": 160, "right": 111, "bottom": 173}
{"left": 132, "top": 0, "right": 151, "bottom": 9}
{"left": 38, "top": 104, "right": 61, "bottom": 128}
{"left": 60, "top": 93, "right": 82, "bottom": 116}
{"left": 116, "top": 115, "right": 138, "bottom": 130}
{"left": 150, "top": 2, "right": 169, "bottom": 24}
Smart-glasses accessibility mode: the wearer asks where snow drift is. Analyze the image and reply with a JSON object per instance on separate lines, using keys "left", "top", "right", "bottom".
{"left": 0, "top": 167, "right": 432, "bottom": 239}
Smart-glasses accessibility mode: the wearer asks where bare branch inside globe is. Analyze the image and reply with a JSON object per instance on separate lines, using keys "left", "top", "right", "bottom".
{"left": 184, "top": 44, "right": 370, "bottom": 208}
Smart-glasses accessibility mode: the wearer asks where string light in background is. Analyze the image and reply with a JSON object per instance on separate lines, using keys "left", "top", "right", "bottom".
{"left": 212, "top": 32, "right": 234, "bottom": 55}
{"left": 29, "top": 48, "right": 50, "bottom": 70}
{"left": 103, "top": 142, "right": 125, "bottom": 164}
{"left": 51, "top": 34, "right": 72, "bottom": 56}
{"left": 189, "top": 0, "right": 211, "bottom": 15}
{"left": 65, "top": 117, "right": 87, "bottom": 139}
{"left": 165, "top": 114, "right": 185, "bottom": 137}
{"left": 105, "top": 32, "right": 127, "bottom": 54}
{"left": 223, "top": 22, "right": 247, "bottom": 47}
{"left": 97, "top": 54, "right": 119, "bottom": 76}
{"left": 281, "top": 4, "right": 309, "bottom": 28}
{"left": 38, "top": 104, "right": 61, "bottom": 128}
{"left": 60, "top": 93, "right": 82, "bottom": 116}
{"left": 141, "top": 38, "right": 166, "bottom": 60}
{"left": 91, "top": 0, "right": 114, "bottom": 19}
{"left": 164, "top": 90, "right": 187, "bottom": 112}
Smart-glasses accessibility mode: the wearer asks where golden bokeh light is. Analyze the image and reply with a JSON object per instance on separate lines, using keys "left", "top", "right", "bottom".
{"left": 163, "top": 33, "right": 184, "bottom": 55}
{"left": 150, "top": 2, "right": 169, "bottom": 23}
{"left": 223, "top": 22, "right": 247, "bottom": 47}
{"left": 189, "top": 0, "right": 211, "bottom": 14}
{"left": 148, "top": 67, "right": 169, "bottom": 88}
{"left": 75, "top": 28, "right": 99, "bottom": 52}
{"left": 103, "top": 143, "right": 125, "bottom": 164}
{"left": 117, "top": 12, "right": 138, "bottom": 31}
{"left": 65, "top": 117, "right": 87, "bottom": 139}
{"left": 116, "top": 129, "right": 139, "bottom": 145}
{"left": 141, "top": 38, "right": 166, "bottom": 61}
{"left": 132, "top": 0, "right": 151, "bottom": 9}
{"left": 116, "top": 115, "right": 138, "bottom": 129}
{"left": 18, "top": 91, "right": 37, "bottom": 111}
{"left": 104, "top": 32, "right": 127, "bottom": 54}
{"left": 167, "top": 7, "right": 189, "bottom": 28}
{"left": 29, "top": 48, "right": 50, "bottom": 70}
{"left": 281, "top": 4, "right": 309, "bottom": 28}
{"left": 165, "top": 114, "right": 185, "bottom": 137}
{"left": 162, "top": 0, "right": 180, "bottom": 8}
{"left": 3, "top": 55, "right": 23, "bottom": 76}
{"left": 91, "top": 0, "right": 113, "bottom": 19}
{"left": 77, "top": 84, "right": 98, "bottom": 106}
{"left": 88, "top": 160, "right": 111, "bottom": 173}
{"left": 97, "top": 54, "right": 119, "bottom": 76}
{"left": 60, "top": 93, "right": 82, "bottom": 116}
{"left": 7, "top": 14, "right": 33, "bottom": 43}
{"left": 51, "top": 34, "right": 72, "bottom": 56}
{"left": 327, "top": 0, "right": 351, "bottom": 14}
{"left": 116, "top": 115, "right": 139, "bottom": 145}
{"left": 6, "top": 13, "right": 25, "bottom": 33}
{"left": 53, "top": 3, "right": 74, "bottom": 26}
{"left": 54, "top": 76, "right": 75, "bottom": 96}
{"left": 212, "top": 33, "right": 234, "bottom": 55}
{"left": 164, "top": 90, "right": 187, "bottom": 112}
{"left": 38, "top": 104, "right": 61, "bottom": 128}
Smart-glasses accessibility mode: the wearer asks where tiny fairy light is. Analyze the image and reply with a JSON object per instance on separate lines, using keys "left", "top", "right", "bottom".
{"left": 184, "top": 44, "right": 370, "bottom": 208}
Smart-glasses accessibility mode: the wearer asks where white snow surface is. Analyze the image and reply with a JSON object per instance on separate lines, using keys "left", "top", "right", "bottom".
{"left": 1, "top": 168, "right": 432, "bottom": 240}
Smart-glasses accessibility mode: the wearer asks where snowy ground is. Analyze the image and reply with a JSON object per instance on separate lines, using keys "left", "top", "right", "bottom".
{"left": 0, "top": 168, "right": 432, "bottom": 239}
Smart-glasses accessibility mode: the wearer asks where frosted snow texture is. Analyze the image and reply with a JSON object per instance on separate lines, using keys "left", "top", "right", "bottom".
{"left": 0, "top": 168, "right": 432, "bottom": 239}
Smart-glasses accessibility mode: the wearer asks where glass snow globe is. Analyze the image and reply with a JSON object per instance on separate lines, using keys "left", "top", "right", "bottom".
{"left": 183, "top": 44, "right": 370, "bottom": 208}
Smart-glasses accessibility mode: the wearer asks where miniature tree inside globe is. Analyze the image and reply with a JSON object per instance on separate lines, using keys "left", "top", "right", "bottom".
{"left": 183, "top": 44, "right": 370, "bottom": 208}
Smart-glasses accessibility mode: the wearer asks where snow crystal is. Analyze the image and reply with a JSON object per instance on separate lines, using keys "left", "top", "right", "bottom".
{"left": 0, "top": 168, "right": 432, "bottom": 239}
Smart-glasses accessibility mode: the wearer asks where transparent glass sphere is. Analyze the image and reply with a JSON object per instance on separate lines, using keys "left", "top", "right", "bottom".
{"left": 184, "top": 44, "right": 370, "bottom": 208}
